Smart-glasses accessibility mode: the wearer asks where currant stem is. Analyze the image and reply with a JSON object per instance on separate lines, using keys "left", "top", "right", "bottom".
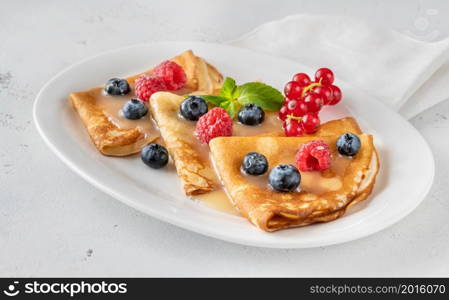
{"left": 301, "top": 78, "right": 322, "bottom": 97}
{"left": 287, "top": 114, "right": 303, "bottom": 121}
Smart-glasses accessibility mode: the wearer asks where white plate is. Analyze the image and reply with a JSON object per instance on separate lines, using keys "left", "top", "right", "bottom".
{"left": 33, "top": 42, "right": 434, "bottom": 248}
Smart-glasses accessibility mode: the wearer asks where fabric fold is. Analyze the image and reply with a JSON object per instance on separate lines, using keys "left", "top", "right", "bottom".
{"left": 228, "top": 14, "right": 449, "bottom": 119}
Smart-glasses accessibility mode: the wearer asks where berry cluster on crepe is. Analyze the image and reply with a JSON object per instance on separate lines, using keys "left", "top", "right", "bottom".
{"left": 279, "top": 68, "right": 342, "bottom": 136}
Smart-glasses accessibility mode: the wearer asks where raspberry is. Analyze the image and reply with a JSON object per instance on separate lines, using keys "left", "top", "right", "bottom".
{"left": 135, "top": 74, "right": 167, "bottom": 102}
{"left": 296, "top": 140, "right": 332, "bottom": 172}
{"left": 153, "top": 60, "right": 187, "bottom": 90}
{"left": 195, "top": 107, "right": 233, "bottom": 144}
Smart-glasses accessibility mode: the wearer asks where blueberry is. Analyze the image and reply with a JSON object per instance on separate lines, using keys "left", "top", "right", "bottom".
{"left": 180, "top": 96, "right": 208, "bottom": 121}
{"left": 241, "top": 152, "right": 268, "bottom": 176}
{"left": 268, "top": 164, "right": 301, "bottom": 192}
{"left": 105, "top": 78, "right": 130, "bottom": 96}
{"left": 336, "top": 133, "right": 361, "bottom": 156}
{"left": 141, "top": 144, "right": 169, "bottom": 169}
{"left": 238, "top": 104, "right": 265, "bottom": 126}
{"left": 122, "top": 98, "right": 148, "bottom": 120}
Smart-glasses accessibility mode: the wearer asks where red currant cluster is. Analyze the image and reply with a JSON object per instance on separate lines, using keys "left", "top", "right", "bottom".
{"left": 279, "top": 68, "right": 342, "bottom": 136}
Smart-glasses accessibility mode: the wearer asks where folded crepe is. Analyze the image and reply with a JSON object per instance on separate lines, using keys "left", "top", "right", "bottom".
{"left": 149, "top": 92, "right": 284, "bottom": 195}
{"left": 69, "top": 50, "right": 223, "bottom": 156}
{"left": 209, "top": 118, "right": 379, "bottom": 232}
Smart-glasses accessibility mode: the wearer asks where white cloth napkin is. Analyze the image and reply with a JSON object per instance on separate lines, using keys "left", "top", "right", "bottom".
{"left": 228, "top": 15, "right": 449, "bottom": 119}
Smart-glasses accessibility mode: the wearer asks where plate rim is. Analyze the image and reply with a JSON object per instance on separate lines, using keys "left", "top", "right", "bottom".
{"left": 33, "top": 41, "right": 435, "bottom": 248}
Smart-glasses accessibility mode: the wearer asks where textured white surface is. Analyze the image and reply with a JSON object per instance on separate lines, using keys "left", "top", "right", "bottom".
{"left": 1, "top": 0, "right": 449, "bottom": 276}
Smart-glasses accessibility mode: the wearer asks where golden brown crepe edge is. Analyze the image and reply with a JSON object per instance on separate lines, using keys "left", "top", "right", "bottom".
{"left": 149, "top": 93, "right": 216, "bottom": 196}
{"left": 70, "top": 50, "right": 223, "bottom": 157}
{"left": 69, "top": 92, "right": 153, "bottom": 156}
{"left": 263, "top": 148, "right": 380, "bottom": 231}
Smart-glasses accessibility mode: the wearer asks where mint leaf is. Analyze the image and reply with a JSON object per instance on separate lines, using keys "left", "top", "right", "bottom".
{"left": 220, "top": 100, "right": 240, "bottom": 119}
{"left": 200, "top": 79, "right": 283, "bottom": 119}
{"left": 200, "top": 95, "right": 228, "bottom": 106}
{"left": 235, "top": 82, "right": 283, "bottom": 111}
{"left": 220, "top": 77, "right": 237, "bottom": 99}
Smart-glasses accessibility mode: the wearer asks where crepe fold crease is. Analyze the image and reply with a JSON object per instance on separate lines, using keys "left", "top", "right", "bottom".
{"left": 150, "top": 93, "right": 217, "bottom": 195}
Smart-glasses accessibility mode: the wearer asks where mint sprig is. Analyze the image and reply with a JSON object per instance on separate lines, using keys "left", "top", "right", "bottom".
{"left": 199, "top": 77, "right": 283, "bottom": 118}
{"left": 220, "top": 77, "right": 237, "bottom": 99}
{"left": 201, "top": 95, "right": 228, "bottom": 106}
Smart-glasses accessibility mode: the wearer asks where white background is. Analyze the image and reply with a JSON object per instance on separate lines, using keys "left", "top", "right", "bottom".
{"left": 1, "top": 0, "right": 449, "bottom": 276}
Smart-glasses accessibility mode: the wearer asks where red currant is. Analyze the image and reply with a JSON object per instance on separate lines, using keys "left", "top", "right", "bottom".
{"left": 284, "top": 81, "right": 303, "bottom": 100}
{"left": 312, "top": 85, "right": 332, "bottom": 105}
{"left": 287, "top": 99, "right": 298, "bottom": 111}
{"left": 328, "top": 85, "right": 342, "bottom": 105}
{"left": 283, "top": 118, "right": 304, "bottom": 137}
{"left": 279, "top": 105, "right": 289, "bottom": 121}
{"left": 303, "top": 92, "right": 324, "bottom": 113}
{"left": 292, "top": 73, "right": 311, "bottom": 87}
{"left": 315, "top": 68, "right": 334, "bottom": 85}
{"left": 302, "top": 113, "right": 320, "bottom": 134}
{"left": 285, "top": 99, "right": 307, "bottom": 117}
{"left": 291, "top": 100, "right": 308, "bottom": 117}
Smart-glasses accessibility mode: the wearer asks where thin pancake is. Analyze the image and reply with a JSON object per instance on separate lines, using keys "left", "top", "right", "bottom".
{"left": 209, "top": 124, "right": 379, "bottom": 232}
{"left": 70, "top": 50, "right": 223, "bottom": 156}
